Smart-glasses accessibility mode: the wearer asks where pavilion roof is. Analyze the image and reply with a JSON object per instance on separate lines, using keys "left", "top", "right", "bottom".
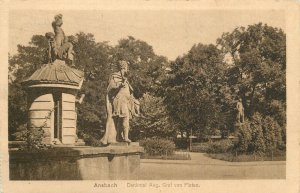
{"left": 22, "top": 60, "right": 84, "bottom": 88}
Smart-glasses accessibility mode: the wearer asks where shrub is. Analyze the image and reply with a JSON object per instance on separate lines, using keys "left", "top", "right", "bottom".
{"left": 249, "top": 113, "right": 266, "bottom": 155}
{"left": 191, "top": 140, "right": 233, "bottom": 153}
{"left": 234, "top": 112, "right": 285, "bottom": 156}
{"left": 207, "top": 152, "right": 286, "bottom": 162}
{"left": 175, "top": 138, "right": 189, "bottom": 149}
{"left": 82, "top": 134, "right": 102, "bottom": 147}
{"left": 191, "top": 142, "right": 210, "bottom": 152}
{"left": 262, "top": 116, "right": 283, "bottom": 152}
{"left": 13, "top": 125, "right": 49, "bottom": 150}
{"left": 139, "top": 138, "right": 175, "bottom": 156}
{"left": 206, "top": 139, "right": 234, "bottom": 153}
{"left": 267, "top": 100, "right": 286, "bottom": 127}
{"left": 234, "top": 121, "right": 252, "bottom": 153}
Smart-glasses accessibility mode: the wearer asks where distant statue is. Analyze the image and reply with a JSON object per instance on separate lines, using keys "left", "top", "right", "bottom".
{"left": 236, "top": 98, "right": 244, "bottom": 123}
{"left": 45, "top": 14, "right": 75, "bottom": 64}
{"left": 100, "top": 61, "right": 140, "bottom": 145}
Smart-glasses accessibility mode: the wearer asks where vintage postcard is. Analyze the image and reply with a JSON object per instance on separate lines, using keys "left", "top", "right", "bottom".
{"left": 1, "top": 0, "right": 300, "bottom": 193}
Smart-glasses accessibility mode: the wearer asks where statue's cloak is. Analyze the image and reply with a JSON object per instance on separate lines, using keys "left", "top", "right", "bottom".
{"left": 100, "top": 94, "right": 117, "bottom": 144}
{"left": 100, "top": 72, "right": 121, "bottom": 144}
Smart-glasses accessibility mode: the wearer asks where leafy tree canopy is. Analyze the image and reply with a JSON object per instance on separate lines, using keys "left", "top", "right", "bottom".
{"left": 217, "top": 23, "right": 286, "bottom": 118}
{"left": 8, "top": 33, "right": 169, "bottom": 140}
{"left": 8, "top": 23, "right": 286, "bottom": 150}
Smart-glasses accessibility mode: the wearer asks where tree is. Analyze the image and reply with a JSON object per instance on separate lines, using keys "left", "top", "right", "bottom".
{"left": 76, "top": 36, "right": 170, "bottom": 139}
{"left": 9, "top": 35, "right": 49, "bottom": 81}
{"left": 8, "top": 35, "right": 49, "bottom": 140}
{"left": 113, "top": 36, "right": 169, "bottom": 98}
{"left": 217, "top": 23, "right": 286, "bottom": 120}
{"left": 130, "top": 93, "right": 174, "bottom": 140}
{"left": 72, "top": 33, "right": 114, "bottom": 139}
{"left": 215, "top": 23, "right": 286, "bottom": 156}
{"left": 9, "top": 34, "right": 170, "bottom": 141}
{"left": 162, "top": 43, "right": 226, "bottom": 138}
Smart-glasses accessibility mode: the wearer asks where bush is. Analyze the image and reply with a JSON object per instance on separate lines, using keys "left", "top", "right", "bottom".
{"left": 191, "top": 140, "right": 233, "bottom": 153}
{"left": 267, "top": 100, "right": 286, "bottom": 127}
{"left": 13, "top": 125, "right": 50, "bottom": 150}
{"left": 262, "top": 116, "right": 283, "bottom": 152}
{"left": 233, "top": 113, "right": 266, "bottom": 155}
{"left": 234, "top": 121, "right": 252, "bottom": 153}
{"left": 191, "top": 142, "right": 210, "bottom": 152}
{"left": 206, "top": 139, "right": 234, "bottom": 153}
{"left": 249, "top": 113, "right": 266, "bottom": 155}
{"left": 139, "top": 138, "right": 175, "bottom": 156}
{"left": 175, "top": 138, "right": 189, "bottom": 149}
{"left": 234, "top": 112, "right": 285, "bottom": 156}
{"left": 82, "top": 134, "right": 102, "bottom": 146}
{"left": 207, "top": 151, "right": 286, "bottom": 162}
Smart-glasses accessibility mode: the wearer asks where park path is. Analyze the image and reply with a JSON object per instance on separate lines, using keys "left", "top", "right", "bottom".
{"left": 139, "top": 152, "right": 286, "bottom": 179}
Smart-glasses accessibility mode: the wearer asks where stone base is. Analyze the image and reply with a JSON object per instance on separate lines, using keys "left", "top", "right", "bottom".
{"left": 9, "top": 145, "right": 143, "bottom": 180}
{"left": 52, "top": 138, "right": 85, "bottom": 146}
{"left": 234, "top": 122, "right": 246, "bottom": 136}
{"left": 52, "top": 138, "right": 62, "bottom": 145}
{"left": 234, "top": 122, "right": 244, "bottom": 127}
{"left": 109, "top": 142, "right": 139, "bottom": 146}
{"left": 75, "top": 138, "right": 85, "bottom": 146}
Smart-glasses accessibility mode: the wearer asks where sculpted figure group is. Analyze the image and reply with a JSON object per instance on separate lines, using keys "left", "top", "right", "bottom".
{"left": 45, "top": 14, "right": 75, "bottom": 64}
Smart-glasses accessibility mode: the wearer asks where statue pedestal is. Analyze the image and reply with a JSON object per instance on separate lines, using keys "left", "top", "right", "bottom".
{"left": 235, "top": 122, "right": 243, "bottom": 127}
{"left": 75, "top": 139, "right": 85, "bottom": 146}
{"left": 234, "top": 122, "right": 244, "bottom": 135}
{"left": 9, "top": 145, "right": 143, "bottom": 180}
{"left": 109, "top": 142, "right": 140, "bottom": 146}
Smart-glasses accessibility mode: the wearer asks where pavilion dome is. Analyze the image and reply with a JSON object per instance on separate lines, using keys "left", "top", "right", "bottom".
{"left": 22, "top": 60, "right": 84, "bottom": 89}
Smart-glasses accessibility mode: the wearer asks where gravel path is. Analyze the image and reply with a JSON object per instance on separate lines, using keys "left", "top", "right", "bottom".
{"left": 139, "top": 152, "right": 285, "bottom": 179}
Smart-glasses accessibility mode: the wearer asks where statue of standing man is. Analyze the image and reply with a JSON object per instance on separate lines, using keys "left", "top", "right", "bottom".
{"left": 236, "top": 98, "right": 244, "bottom": 123}
{"left": 101, "top": 61, "right": 140, "bottom": 145}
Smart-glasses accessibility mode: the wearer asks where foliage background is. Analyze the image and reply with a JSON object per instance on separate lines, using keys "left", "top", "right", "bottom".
{"left": 9, "top": 23, "right": 286, "bottom": 155}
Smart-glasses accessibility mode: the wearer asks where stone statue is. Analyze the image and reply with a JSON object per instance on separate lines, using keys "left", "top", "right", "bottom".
{"left": 52, "top": 14, "right": 65, "bottom": 47}
{"left": 45, "top": 14, "right": 75, "bottom": 64}
{"left": 236, "top": 98, "right": 244, "bottom": 123}
{"left": 101, "top": 61, "right": 140, "bottom": 145}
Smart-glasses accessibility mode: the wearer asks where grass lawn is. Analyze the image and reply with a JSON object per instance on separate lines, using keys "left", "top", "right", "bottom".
{"left": 207, "top": 152, "right": 286, "bottom": 162}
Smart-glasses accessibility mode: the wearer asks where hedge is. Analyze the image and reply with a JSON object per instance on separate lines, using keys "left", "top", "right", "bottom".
{"left": 139, "top": 138, "right": 175, "bottom": 156}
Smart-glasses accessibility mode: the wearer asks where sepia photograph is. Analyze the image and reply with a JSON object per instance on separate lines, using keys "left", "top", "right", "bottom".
{"left": 1, "top": 0, "right": 300, "bottom": 193}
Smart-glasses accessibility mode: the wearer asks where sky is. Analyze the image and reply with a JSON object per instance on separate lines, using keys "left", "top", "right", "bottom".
{"left": 9, "top": 10, "right": 285, "bottom": 60}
